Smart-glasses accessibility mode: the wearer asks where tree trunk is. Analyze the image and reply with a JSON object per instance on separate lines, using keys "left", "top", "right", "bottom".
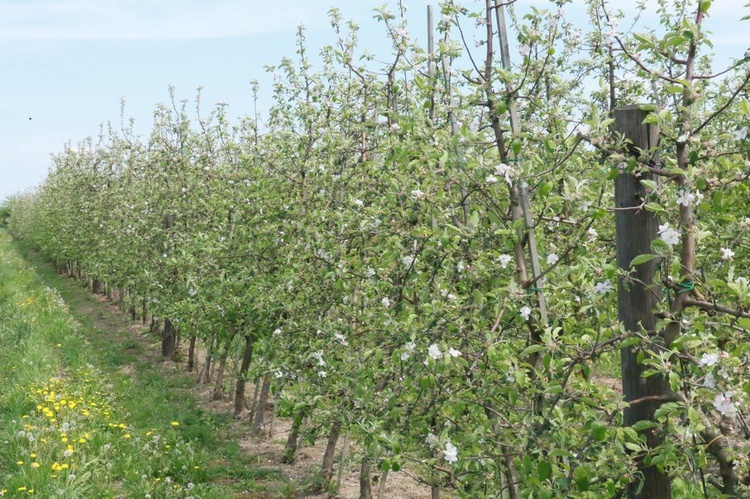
{"left": 251, "top": 372, "right": 272, "bottom": 434}
{"left": 282, "top": 407, "right": 306, "bottom": 464}
{"left": 211, "top": 331, "right": 237, "bottom": 400}
{"left": 614, "top": 106, "right": 671, "bottom": 498}
{"left": 359, "top": 456, "right": 372, "bottom": 499}
{"left": 187, "top": 335, "right": 197, "bottom": 372}
{"left": 320, "top": 419, "right": 342, "bottom": 490}
{"left": 233, "top": 334, "right": 254, "bottom": 418}
{"left": 268, "top": 390, "right": 281, "bottom": 438}
{"left": 161, "top": 318, "right": 177, "bottom": 360}
{"left": 198, "top": 333, "right": 215, "bottom": 384}
{"left": 142, "top": 295, "right": 148, "bottom": 325}
{"left": 377, "top": 469, "right": 389, "bottom": 499}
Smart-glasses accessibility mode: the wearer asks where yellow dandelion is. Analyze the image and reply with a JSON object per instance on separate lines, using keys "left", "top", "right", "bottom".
{"left": 16, "top": 461, "right": 24, "bottom": 465}
{"left": 123, "top": 434, "right": 131, "bottom": 439}
{"left": 31, "top": 463, "right": 40, "bottom": 469}
{"left": 171, "top": 421, "right": 179, "bottom": 427}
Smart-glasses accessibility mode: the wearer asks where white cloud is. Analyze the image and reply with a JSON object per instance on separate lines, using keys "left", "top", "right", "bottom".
{"left": 0, "top": 0, "right": 334, "bottom": 41}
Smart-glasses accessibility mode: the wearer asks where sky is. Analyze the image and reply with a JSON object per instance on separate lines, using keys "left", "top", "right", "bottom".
{"left": 0, "top": 0, "right": 748, "bottom": 201}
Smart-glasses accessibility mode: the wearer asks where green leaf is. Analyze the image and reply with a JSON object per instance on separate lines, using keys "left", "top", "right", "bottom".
{"left": 630, "top": 253, "right": 658, "bottom": 267}
{"left": 624, "top": 442, "right": 643, "bottom": 452}
{"left": 522, "top": 344, "right": 546, "bottom": 356}
{"left": 644, "top": 202, "right": 667, "bottom": 214}
{"left": 539, "top": 181, "right": 554, "bottom": 198}
{"left": 591, "top": 422, "right": 607, "bottom": 441}
{"left": 631, "top": 420, "right": 657, "bottom": 432}
{"left": 538, "top": 460, "right": 551, "bottom": 480}
{"left": 620, "top": 337, "right": 641, "bottom": 348}
{"left": 654, "top": 402, "right": 682, "bottom": 421}
{"left": 699, "top": 0, "right": 711, "bottom": 13}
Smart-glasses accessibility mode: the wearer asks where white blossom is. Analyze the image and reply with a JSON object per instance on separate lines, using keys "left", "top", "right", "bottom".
{"left": 498, "top": 254, "right": 512, "bottom": 269}
{"left": 444, "top": 441, "right": 458, "bottom": 463}
{"left": 311, "top": 351, "right": 325, "bottom": 367}
{"left": 699, "top": 352, "right": 720, "bottom": 367}
{"left": 334, "top": 333, "right": 348, "bottom": 346}
{"left": 676, "top": 189, "right": 699, "bottom": 207}
{"left": 401, "top": 341, "right": 416, "bottom": 361}
{"left": 577, "top": 124, "right": 591, "bottom": 136}
{"left": 495, "top": 163, "right": 513, "bottom": 185}
{"left": 546, "top": 253, "right": 559, "bottom": 265}
{"left": 426, "top": 432, "right": 439, "bottom": 449}
{"left": 734, "top": 126, "right": 748, "bottom": 141}
{"left": 382, "top": 297, "right": 391, "bottom": 308}
{"left": 403, "top": 255, "right": 417, "bottom": 268}
{"left": 593, "top": 280, "right": 614, "bottom": 294}
{"left": 318, "top": 370, "right": 327, "bottom": 378}
{"left": 520, "top": 306, "right": 532, "bottom": 321}
{"left": 456, "top": 261, "right": 465, "bottom": 273}
{"left": 658, "top": 223, "right": 680, "bottom": 248}
{"left": 587, "top": 228, "right": 598, "bottom": 242}
{"left": 428, "top": 343, "right": 442, "bottom": 360}
{"left": 353, "top": 199, "right": 364, "bottom": 207}
{"left": 485, "top": 174, "right": 499, "bottom": 184}
{"left": 366, "top": 267, "right": 376, "bottom": 277}
{"left": 720, "top": 247, "right": 735, "bottom": 261}
{"left": 411, "top": 189, "right": 425, "bottom": 200}
{"left": 703, "top": 372, "right": 716, "bottom": 389}
{"left": 713, "top": 392, "right": 737, "bottom": 417}
{"left": 519, "top": 45, "right": 531, "bottom": 57}
{"left": 448, "top": 347, "right": 462, "bottom": 358}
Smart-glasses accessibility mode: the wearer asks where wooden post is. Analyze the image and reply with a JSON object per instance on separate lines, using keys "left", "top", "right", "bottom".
{"left": 427, "top": 5, "right": 435, "bottom": 122}
{"left": 614, "top": 105, "right": 670, "bottom": 498}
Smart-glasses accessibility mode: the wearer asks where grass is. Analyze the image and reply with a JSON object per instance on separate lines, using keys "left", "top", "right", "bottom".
{"left": 0, "top": 233, "right": 300, "bottom": 498}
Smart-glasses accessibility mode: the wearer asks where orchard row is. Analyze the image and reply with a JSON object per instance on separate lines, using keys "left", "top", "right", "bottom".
{"left": 6, "top": 1, "right": 750, "bottom": 496}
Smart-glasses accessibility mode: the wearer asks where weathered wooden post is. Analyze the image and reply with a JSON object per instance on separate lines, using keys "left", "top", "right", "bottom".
{"left": 614, "top": 105, "right": 670, "bottom": 497}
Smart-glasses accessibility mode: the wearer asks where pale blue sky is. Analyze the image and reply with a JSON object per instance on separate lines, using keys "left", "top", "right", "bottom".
{"left": 1, "top": 0, "right": 747, "bottom": 201}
